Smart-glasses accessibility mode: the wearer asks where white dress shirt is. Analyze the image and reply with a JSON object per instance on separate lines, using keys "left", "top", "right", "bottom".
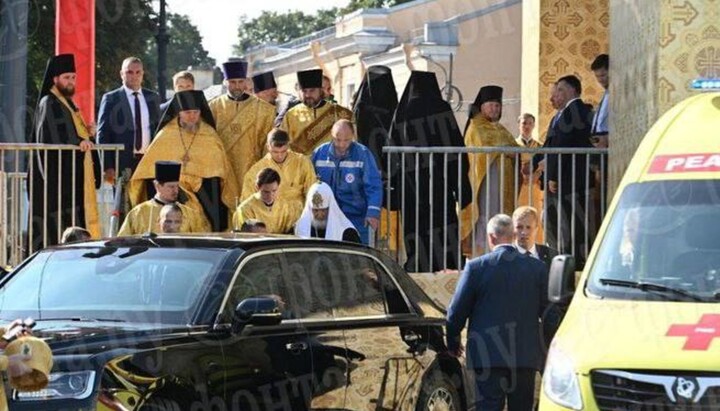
{"left": 123, "top": 85, "right": 151, "bottom": 154}
{"left": 591, "top": 90, "right": 609, "bottom": 134}
{"left": 515, "top": 243, "right": 539, "bottom": 259}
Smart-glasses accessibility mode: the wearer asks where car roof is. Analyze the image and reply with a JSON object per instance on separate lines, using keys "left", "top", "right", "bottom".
{"left": 56, "top": 232, "right": 376, "bottom": 252}
{"left": 43, "top": 233, "right": 448, "bottom": 320}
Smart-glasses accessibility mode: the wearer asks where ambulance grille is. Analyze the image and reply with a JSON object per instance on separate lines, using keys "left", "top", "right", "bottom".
{"left": 591, "top": 370, "right": 720, "bottom": 410}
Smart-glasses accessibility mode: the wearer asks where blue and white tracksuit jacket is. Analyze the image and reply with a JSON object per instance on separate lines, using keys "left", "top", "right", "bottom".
{"left": 311, "top": 141, "right": 383, "bottom": 244}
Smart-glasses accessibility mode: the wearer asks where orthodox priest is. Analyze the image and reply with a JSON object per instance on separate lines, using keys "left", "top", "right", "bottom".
{"left": 241, "top": 129, "right": 315, "bottom": 210}
{"left": 29, "top": 54, "right": 101, "bottom": 250}
{"left": 459, "top": 85, "right": 519, "bottom": 256}
{"left": 209, "top": 61, "right": 275, "bottom": 192}
{"left": 388, "top": 71, "right": 472, "bottom": 272}
{"left": 118, "top": 161, "right": 210, "bottom": 235}
{"left": 279, "top": 69, "right": 352, "bottom": 155}
{"left": 128, "top": 90, "right": 239, "bottom": 231}
{"left": 352, "top": 65, "right": 400, "bottom": 251}
{"left": 251, "top": 71, "right": 279, "bottom": 107}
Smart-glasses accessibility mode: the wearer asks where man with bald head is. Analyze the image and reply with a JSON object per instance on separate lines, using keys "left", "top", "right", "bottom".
{"left": 158, "top": 204, "right": 183, "bottom": 233}
{"left": 311, "top": 119, "right": 382, "bottom": 245}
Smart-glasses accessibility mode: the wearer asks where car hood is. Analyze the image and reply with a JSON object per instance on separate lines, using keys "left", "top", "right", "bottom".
{"left": 32, "top": 321, "right": 199, "bottom": 354}
{"left": 555, "top": 296, "right": 720, "bottom": 373}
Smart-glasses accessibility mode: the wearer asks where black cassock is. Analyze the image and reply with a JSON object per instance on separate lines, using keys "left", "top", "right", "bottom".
{"left": 389, "top": 71, "right": 472, "bottom": 272}
{"left": 29, "top": 93, "right": 100, "bottom": 249}
{"left": 352, "top": 65, "right": 398, "bottom": 182}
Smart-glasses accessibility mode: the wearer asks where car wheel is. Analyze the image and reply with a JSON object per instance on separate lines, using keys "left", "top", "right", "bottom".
{"left": 416, "top": 370, "right": 461, "bottom": 411}
{"left": 140, "top": 397, "right": 183, "bottom": 411}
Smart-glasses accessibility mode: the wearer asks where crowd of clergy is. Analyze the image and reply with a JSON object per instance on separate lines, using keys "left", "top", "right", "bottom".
{"left": 30, "top": 50, "right": 610, "bottom": 271}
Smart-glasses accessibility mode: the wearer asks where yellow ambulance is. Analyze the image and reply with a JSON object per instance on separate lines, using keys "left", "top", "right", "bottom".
{"left": 540, "top": 91, "right": 720, "bottom": 410}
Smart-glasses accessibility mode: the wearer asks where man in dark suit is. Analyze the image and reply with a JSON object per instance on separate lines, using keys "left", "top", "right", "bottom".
{"left": 512, "top": 205, "right": 561, "bottom": 367}
{"left": 447, "top": 214, "right": 548, "bottom": 411}
{"left": 543, "top": 75, "right": 595, "bottom": 269}
{"left": 97, "top": 56, "right": 161, "bottom": 183}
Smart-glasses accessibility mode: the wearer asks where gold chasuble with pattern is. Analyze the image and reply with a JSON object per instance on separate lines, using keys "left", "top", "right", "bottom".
{"left": 128, "top": 121, "right": 240, "bottom": 227}
{"left": 232, "top": 194, "right": 300, "bottom": 234}
{"left": 241, "top": 151, "right": 317, "bottom": 209}
{"left": 459, "top": 115, "right": 519, "bottom": 242}
{"left": 209, "top": 94, "right": 275, "bottom": 192}
{"left": 281, "top": 101, "right": 353, "bottom": 155}
{"left": 118, "top": 198, "right": 210, "bottom": 235}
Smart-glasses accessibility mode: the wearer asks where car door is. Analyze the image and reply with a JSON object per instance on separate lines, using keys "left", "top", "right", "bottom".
{"left": 330, "top": 251, "right": 438, "bottom": 410}
{"left": 219, "top": 251, "right": 315, "bottom": 410}
{"left": 280, "top": 249, "right": 350, "bottom": 410}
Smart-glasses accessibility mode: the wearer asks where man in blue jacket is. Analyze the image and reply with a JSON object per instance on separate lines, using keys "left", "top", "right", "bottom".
{"left": 312, "top": 119, "right": 382, "bottom": 245}
{"left": 446, "top": 213, "right": 548, "bottom": 410}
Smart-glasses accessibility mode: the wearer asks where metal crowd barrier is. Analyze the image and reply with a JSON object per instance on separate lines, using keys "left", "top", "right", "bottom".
{"left": 382, "top": 146, "right": 609, "bottom": 273}
{"left": 0, "top": 143, "right": 123, "bottom": 267}
{"left": 0, "top": 143, "right": 607, "bottom": 274}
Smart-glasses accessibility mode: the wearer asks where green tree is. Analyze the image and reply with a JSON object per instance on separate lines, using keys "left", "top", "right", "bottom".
{"left": 340, "top": 0, "right": 412, "bottom": 13}
{"left": 233, "top": 0, "right": 414, "bottom": 54}
{"left": 26, "top": 2, "right": 213, "bottom": 115}
{"left": 95, "top": 0, "right": 156, "bottom": 92}
{"left": 233, "top": 10, "right": 336, "bottom": 54}
{"left": 144, "top": 13, "right": 216, "bottom": 92}
{"left": 26, "top": 0, "right": 55, "bottom": 106}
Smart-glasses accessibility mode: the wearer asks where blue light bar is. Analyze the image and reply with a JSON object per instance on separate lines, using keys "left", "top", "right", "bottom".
{"left": 691, "top": 78, "right": 720, "bottom": 90}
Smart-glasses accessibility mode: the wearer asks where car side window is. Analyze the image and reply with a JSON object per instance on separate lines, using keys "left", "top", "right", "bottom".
{"left": 225, "top": 253, "right": 290, "bottom": 320}
{"left": 372, "top": 261, "right": 412, "bottom": 315}
{"left": 283, "top": 251, "right": 390, "bottom": 320}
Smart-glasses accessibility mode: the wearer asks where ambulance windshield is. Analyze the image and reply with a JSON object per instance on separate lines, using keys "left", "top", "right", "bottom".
{"left": 587, "top": 180, "right": 720, "bottom": 302}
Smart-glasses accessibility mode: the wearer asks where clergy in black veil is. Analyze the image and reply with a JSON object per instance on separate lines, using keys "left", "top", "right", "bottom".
{"left": 388, "top": 71, "right": 472, "bottom": 272}
{"left": 353, "top": 65, "right": 403, "bottom": 251}
{"left": 352, "top": 65, "right": 398, "bottom": 173}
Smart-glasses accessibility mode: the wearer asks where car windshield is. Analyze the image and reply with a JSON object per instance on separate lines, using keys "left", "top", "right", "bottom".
{"left": 0, "top": 246, "right": 229, "bottom": 324}
{"left": 587, "top": 180, "right": 720, "bottom": 302}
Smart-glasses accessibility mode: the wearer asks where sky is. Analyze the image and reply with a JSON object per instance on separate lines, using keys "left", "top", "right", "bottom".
{"left": 165, "top": 0, "right": 352, "bottom": 64}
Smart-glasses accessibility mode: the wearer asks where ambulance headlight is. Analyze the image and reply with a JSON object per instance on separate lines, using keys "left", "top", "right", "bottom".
{"left": 543, "top": 346, "right": 583, "bottom": 410}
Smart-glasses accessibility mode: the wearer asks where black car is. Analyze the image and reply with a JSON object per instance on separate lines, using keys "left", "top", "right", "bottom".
{"left": 0, "top": 234, "right": 472, "bottom": 410}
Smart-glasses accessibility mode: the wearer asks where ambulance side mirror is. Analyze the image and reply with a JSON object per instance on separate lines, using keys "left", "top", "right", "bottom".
{"left": 549, "top": 255, "right": 576, "bottom": 304}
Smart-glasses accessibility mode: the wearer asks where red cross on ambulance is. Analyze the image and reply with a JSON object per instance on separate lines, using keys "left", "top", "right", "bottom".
{"left": 666, "top": 314, "right": 720, "bottom": 351}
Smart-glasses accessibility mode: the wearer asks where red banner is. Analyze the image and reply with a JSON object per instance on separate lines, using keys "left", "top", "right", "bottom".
{"left": 55, "top": 0, "right": 95, "bottom": 123}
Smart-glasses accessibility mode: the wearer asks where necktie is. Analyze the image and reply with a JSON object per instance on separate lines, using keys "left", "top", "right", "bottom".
{"left": 551, "top": 111, "right": 561, "bottom": 128}
{"left": 525, "top": 251, "right": 532, "bottom": 258}
{"left": 133, "top": 92, "right": 142, "bottom": 151}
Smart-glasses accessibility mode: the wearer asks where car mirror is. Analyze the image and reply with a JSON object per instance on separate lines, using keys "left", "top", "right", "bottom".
{"left": 233, "top": 297, "right": 282, "bottom": 331}
{"left": 549, "top": 255, "right": 576, "bottom": 304}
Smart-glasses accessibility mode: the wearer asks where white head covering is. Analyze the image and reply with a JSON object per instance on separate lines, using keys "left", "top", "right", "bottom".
{"left": 295, "top": 182, "right": 357, "bottom": 240}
